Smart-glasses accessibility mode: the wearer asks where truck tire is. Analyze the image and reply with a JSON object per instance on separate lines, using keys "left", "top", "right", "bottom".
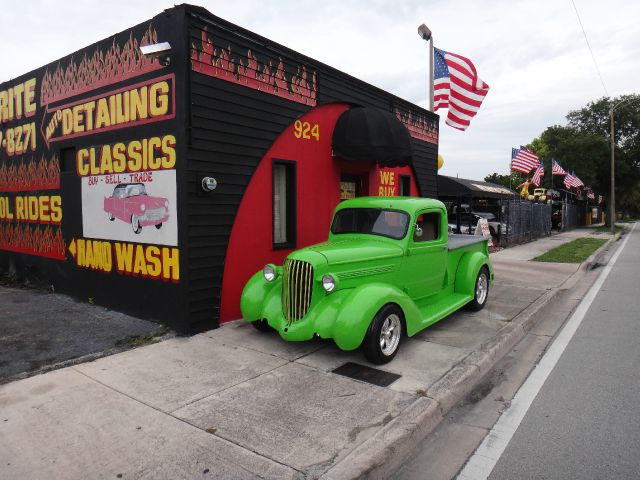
{"left": 252, "top": 319, "right": 274, "bottom": 332}
{"left": 362, "top": 304, "right": 404, "bottom": 364}
{"left": 465, "top": 267, "right": 489, "bottom": 311}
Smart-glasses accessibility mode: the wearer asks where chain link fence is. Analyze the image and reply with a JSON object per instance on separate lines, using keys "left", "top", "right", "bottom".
{"left": 499, "top": 200, "right": 551, "bottom": 247}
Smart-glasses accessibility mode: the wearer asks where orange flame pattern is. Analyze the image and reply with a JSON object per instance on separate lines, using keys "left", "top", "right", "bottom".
{"left": 41, "top": 25, "right": 161, "bottom": 106}
{"left": 0, "top": 223, "right": 66, "bottom": 260}
{"left": 395, "top": 109, "right": 438, "bottom": 145}
{"left": 0, "top": 155, "right": 60, "bottom": 192}
{"left": 191, "top": 27, "right": 317, "bottom": 106}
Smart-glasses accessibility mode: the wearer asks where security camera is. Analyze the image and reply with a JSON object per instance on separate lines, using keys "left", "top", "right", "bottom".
{"left": 140, "top": 42, "right": 172, "bottom": 66}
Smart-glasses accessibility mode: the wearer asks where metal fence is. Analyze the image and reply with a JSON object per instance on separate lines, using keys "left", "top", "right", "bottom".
{"left": 500, "top": 200, "right": 552, "bottom": 247}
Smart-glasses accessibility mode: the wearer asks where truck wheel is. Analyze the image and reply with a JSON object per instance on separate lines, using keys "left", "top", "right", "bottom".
{"left": 362, "top": 304, "right": 403, "bottom": 364}
{"left": 251, "top": 319, "right": 274, "bottom": 332}
{"left": 155, "top": 223, "right": 163, "bottom": 229}
{"left": 108, "top": 212, "right": 115, "bottom": 221}
{"left": 465, "top": 267, "right": 489, "bottom": 311}
{"left": 131, "top": 215, "right": 142, "bottom": 234}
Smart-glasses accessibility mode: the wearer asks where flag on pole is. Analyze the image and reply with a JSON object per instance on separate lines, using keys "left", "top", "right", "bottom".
{"left": 531, "top": 162, "right": 545, "bottom": 186}
{"left": 564, "top": 172, "right": 582, "bottom": 189}
{"left": 552, "top": 159, "right": 567, "bottom": 176}
{"left": 598, "top": 195, "right": 603, "bottom": 204}
{"left": 573, "top": 173, "right": 584, "bottom": 187}
{"left": 511, "top": 146, "right": 540, "bottom": 174}
{"left": 433, "top": 47, "right": 490, "bottom": 131}
{"left": 586, "top": 189, "right": 595, "bottom": 200}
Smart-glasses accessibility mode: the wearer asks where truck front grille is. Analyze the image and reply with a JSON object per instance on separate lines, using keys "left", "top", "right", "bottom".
{"left": 282, "top": 259, "right": 314, "bottom": 324}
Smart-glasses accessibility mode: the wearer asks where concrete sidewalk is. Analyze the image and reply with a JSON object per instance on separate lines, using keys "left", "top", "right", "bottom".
{"left": 0, "top": 228, "right": 618, "bottom": 480}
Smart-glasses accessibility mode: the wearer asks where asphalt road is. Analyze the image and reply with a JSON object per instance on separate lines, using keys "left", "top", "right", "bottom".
{"left": 487, "top": 225, "right": 640, "bottom": 479}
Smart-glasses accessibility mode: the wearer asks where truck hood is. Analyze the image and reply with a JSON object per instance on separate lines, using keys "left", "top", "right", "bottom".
{"left": 302, "top": 237, "right": 404, "bottom": 266}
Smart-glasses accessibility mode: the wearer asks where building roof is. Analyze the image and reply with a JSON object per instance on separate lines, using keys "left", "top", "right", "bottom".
{"left": 438, "top": 175, "right": 516, "bottom": 199}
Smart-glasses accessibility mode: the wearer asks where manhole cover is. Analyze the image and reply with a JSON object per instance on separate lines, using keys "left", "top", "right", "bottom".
{"left": 332, "top": 362, "right": 401, "bottom": 387}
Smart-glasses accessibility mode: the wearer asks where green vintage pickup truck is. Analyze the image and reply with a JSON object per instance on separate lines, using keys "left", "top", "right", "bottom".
{"left": 241, "top": 197, "right": 493, "bottom": 364}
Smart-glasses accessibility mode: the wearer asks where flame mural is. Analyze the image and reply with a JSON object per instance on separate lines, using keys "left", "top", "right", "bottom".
{"left": 0, "top": 155, "right": 60, "bottom": 192}
{"left": 41, "top": 26, "right": 162, "bottom": 106}
{"left": 0, "top": 224, "right": 66, "bottom": 260}
{"left": 395, "top": 109, "right": 438, "bottom": 145}
{"left": 191, "top": 27, "right": 317, "bottom": 106}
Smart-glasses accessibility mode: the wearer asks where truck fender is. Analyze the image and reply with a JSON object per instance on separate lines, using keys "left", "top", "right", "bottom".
{"left": 454, "top": 251, "right": 491, "bottom": 297}
{"left": 331, "top": 283, "right": 420, "bottom": 351}
{"left": 240, "top": 271, "right": 280, "bottom": 322}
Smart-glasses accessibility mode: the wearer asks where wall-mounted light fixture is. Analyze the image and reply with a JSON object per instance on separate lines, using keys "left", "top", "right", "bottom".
{"left": 140, "top": 42, "right": 172, "bottom": 66}
{"left": 201, "top": 176, "right": 218, "bottom": 192}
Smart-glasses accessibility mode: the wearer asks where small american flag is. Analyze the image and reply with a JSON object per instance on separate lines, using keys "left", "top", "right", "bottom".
{"left": 564, "top": 172, "right": 583, "bottom": 189}
{"left": 434, "top": 47, "right": 490, "bottom": 131}
{"left": 586, "top": 188, "right": 595, "bottom": 200}
{"left": 531, "top": 163, "right": 545, "bottom": 187}
{"left": 511, "top": 146, "right": 540, "bottom": 174}
{"left": 598, "top": 195, "right": 603, "bottom": 204}
{"left": 552, "top": 159, "right": 567, "bottom": 176}
{"left": 573, "top": 173, "right": 584, "bottom": 187}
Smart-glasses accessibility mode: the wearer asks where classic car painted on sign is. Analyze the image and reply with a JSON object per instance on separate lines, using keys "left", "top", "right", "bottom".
{"left": 241, "top": 197, "right": 493, "bottom": 364}
{"left": 104, "top": 183, "right": 170, "bottom": 234}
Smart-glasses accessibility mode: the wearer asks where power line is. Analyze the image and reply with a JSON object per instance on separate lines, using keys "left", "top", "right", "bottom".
{"left": 570, "top": 0, "right": 608, "bottom": 96}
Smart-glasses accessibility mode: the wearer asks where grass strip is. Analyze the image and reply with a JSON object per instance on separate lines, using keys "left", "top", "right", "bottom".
{"left": 595, "top": 225, "right": 623, "bottom": 234}
{"left": 533, "top": 238, "right": 607, "bottom": 263}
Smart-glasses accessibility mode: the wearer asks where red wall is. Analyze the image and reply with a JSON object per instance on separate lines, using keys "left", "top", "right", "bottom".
{"left": 219, "top": 103, "right": 419, "bottom": 322}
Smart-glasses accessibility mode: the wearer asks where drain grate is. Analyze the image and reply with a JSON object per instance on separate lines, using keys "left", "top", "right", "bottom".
{"left": 332, "top": 362, "right": 401, "bottom": 387}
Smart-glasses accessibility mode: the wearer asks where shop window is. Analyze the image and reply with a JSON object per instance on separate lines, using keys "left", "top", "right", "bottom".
{"left": 414, "top": 212, "right": 440, "bottom": 242}
{"left": 400, "top": 175, "right": 411, "bottom": 196}
{"left": 273, "top": 160, "right": 296, "bottom": 249}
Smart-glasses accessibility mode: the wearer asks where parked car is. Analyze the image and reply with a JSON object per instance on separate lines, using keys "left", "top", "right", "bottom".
{"left": 104, "top": 183, "right": 170, "bottom": 234}
{"left": 527, "top": 188, "right": 550, "bottom": 203}
{"left": 449, "top": 211, "right": 507, "bottom": 237}
{"left": 241, "top": 197, "right": 493, "bottom": 364}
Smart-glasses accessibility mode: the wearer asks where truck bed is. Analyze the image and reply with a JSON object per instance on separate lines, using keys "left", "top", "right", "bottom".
{"left": 448, "top": 234, "right": 488, "bottom": 251}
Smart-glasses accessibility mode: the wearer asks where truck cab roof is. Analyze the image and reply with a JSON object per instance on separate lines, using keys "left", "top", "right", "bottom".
{"left": 335, "top": 197, "right": 446, "bottom": 216}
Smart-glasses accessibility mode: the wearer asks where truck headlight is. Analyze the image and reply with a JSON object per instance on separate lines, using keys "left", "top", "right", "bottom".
{"left": 263, "top": 264, "right": 277, "bottom": 282}
{"left": 322, "top": 274, "right": 336, "bottom": 292}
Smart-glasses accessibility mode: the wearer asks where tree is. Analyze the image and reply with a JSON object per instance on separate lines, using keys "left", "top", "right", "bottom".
{"left": 533, "top": 94, "right": 640, "bottom": 218}
{"left": 484, "top": 172, "right": 524, "bottom": 190}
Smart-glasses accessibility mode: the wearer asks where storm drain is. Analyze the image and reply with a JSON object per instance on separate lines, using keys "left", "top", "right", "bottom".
{"left": 332, "top": 362, "right": 401, "bottom": 387}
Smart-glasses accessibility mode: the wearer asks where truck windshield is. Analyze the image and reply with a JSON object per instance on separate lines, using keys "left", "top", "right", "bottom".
{"left": 331, "top": 208, "right": 409, "bottom": 240}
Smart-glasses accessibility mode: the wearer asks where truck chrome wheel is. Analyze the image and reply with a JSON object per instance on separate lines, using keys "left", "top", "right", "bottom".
{"left": 363, "top": 304, "right": 404, "bottom": 364}
{"left": 380, "top": 314, "right": 401, "bottom": 356}
{"left": 465, "top": 267, "right": 489, "bottom": 312}
{"left": 476, "top": 273, "right": 488, "bottom": 305}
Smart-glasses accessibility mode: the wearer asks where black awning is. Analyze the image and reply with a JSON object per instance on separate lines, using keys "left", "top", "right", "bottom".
{"left": 332, "top": 107, "right": 413, "bottom": 167}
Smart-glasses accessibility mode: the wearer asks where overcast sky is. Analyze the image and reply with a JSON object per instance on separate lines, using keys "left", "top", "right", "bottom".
{"left": 2, "top": 0, "right": 638, "bottom": 181}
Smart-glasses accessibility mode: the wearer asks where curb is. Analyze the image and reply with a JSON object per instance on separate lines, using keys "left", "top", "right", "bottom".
{"left": 321, "top": 234, "right": 619, "bottom": 480}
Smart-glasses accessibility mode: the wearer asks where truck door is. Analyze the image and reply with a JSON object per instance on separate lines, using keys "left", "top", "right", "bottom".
{"left": 404, "top": 210, "right": 447, "bottom": 300}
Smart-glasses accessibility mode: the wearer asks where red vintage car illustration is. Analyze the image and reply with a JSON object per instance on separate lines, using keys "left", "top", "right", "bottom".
{"left": 104, "top": 183, "right": 170, "bottom": 234}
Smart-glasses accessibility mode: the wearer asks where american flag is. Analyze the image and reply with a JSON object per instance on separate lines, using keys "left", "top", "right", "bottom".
{"left": 531, "top": 162, "right": 545, "bottom": 186}
{"left": 598, "top": 195, "right": 603, "bottom": 204}
{"left": 433, "top": 47, "right": 490, "bottom": 131}
{"left": 563, "top": 172, "right": 583, "bottom": 189}
{"left": 552, "top": 159, "right": 567, "bottom": 176}
{"left": 511, "top": 146, "right": 540, "bottom": 174}
{"left": 573, "top": 173, "right": 584, "bottom": 187}
{"left": 586, "top": 189, "right": 595, "bottom": 200}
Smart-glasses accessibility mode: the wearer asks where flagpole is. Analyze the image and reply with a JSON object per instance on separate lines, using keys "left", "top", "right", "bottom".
{"left": 418, "top": 24, "right": 434, "bottom": 111}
